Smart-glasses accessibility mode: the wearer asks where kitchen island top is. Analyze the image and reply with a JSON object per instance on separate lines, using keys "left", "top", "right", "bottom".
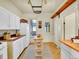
{"left": 0, "top": 35, "right": 26, "bottom": 42}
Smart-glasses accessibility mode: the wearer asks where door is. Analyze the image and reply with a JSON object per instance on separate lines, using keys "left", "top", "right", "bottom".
{"left": 65, "top": 12, "right": 76, "bottom": 39}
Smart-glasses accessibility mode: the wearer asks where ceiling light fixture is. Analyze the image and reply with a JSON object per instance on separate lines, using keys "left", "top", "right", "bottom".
{"left": 28, "top": 0, "right": 43, "bottom": 14}
{"left": 32, "top": 6, "right": 42, "bottom": 14}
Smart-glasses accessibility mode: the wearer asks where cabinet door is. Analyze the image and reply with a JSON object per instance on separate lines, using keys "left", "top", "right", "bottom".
{"left": 23, "top": 36, "right": 29, "bottom": 48}
{"left": 0, "top": 7, "right": 9, "bottom": 29}
{"left": 15, "top": 16, "right": 20, "bottom": 29}
{"left": 13, "top": 46, "right": 18, "bottom": 59}
{"left": 26, "top": 36, "right": 30, "bottom": 47}
{"left": 9, "top": 13, "right": 16, "bottom": 29}
{"left": 13, "top": 40, "right": 20, "bottom": 59}
{"left": 70, "top": 48, "right": 79, "bottom": 59}
{"left": 3, "top": 42, "right": 7, "bottom": 59}
{"left": 61, "top": 43, "right": 72, "bottom": 59}
{"left": 61, "top": 48, "right": 71, "bottom": 59}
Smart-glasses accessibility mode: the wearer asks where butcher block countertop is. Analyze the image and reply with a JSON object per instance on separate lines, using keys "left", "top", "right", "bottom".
{"left": 0, "top": 35, "right": 25, "bottom": 42}
{"left": 60, "top": 40, "right": 79, "bottom": 52}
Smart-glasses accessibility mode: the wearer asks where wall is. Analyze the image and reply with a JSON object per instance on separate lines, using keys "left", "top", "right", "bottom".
{"left": 22, "top": 13, "right": 54, "bottom": 42}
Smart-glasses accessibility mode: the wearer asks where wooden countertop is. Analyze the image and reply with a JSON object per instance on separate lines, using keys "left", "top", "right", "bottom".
{"left": 60, "top": 40, "right": 79, "bottom": 52}
{"left": 0, "top": 35, "right": 25, "bottom": 42}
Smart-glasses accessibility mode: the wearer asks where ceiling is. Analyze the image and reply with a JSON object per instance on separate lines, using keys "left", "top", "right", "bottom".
{"left": 10, "top": 0, "right": 67, "bottom": 14}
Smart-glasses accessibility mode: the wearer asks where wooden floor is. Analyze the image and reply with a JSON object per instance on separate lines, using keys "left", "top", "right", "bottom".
{"left": 18, "top": 42, "right": 61, "bottom": 59}
{"left": 48, "top": 42, "right": 61, "bottom": 59}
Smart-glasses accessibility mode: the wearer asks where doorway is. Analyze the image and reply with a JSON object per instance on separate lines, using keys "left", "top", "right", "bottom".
{"left": 31, "top": 20, "right": 37, "bottom": 38}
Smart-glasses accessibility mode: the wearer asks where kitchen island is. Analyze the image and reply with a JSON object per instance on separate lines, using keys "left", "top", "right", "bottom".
{"left": 0, "top": 35, "right": 30, "bottom": 59}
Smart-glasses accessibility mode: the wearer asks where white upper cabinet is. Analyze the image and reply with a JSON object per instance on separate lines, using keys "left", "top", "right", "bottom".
{"left": 0, "top": 7, "right": 10, "bottom": 29}
{"left": 0, "top": 7, "right": 20, "bottom": 30}
{"left": 9, "top": 12, "right": 20, "bottom": 29}
{"left": 15, "top": 15, "right": 20, "bottom": 29}
{"left": 9, "top": 12, "right": 16, "bottom": 29}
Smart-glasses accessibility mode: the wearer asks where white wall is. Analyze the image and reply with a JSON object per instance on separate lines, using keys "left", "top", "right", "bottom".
{"left": 22, "top": 13, "right": 54, "bottom": 42}
{"left": 0, "top": 0, "right": 22, "bottom": 17}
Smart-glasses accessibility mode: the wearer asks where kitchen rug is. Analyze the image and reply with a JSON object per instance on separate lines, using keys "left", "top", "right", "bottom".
{"left": 23, "top": 44, "right": 54, "bottom": 59}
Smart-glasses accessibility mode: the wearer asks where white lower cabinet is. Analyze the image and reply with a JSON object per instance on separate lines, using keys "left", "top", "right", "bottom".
{"left": 61, "top": 47, "right": 71, "bottom": 59}
{"left": 3, "top": 48, "right": 7, "bottom": 59}
{"left": 13, "top": 46, "right": 19, "bottom": 59}
{"left": 24, "top": 36, "right": 30, "bottom": 47}
{"left": 70, "top": 48, "right": 79, "bottom": 59}
{"left": 7, "top": 36, "right": 28, "bottom": 59}
{"left": 61, "top": 43, "right": 79, "bottom": 59}
{"left": 2, "top": 42, "right": 7, "bottom": 59}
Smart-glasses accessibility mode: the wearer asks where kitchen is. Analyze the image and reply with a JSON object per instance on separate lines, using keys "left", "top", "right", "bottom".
{"left": 0, "top": 6, "right": 30, "bottom": 59}
{"left": 0, "top": 0, "right": 79, "bottom": 59}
